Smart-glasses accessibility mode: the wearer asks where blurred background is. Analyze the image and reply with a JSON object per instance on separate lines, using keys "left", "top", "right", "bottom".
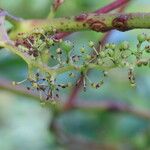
{"left": 0, "top": 0, "right": 150, "bottom": 149}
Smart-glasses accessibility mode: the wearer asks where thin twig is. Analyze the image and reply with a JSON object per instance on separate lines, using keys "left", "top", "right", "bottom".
{"left": 48, "top": 0, "right": 65, "bottom": 18}
{"left": 95, "top": 0, "right": 130, "bottom": 14}
{"left": 0, "top": 78, "right": 40, "bottom": 100}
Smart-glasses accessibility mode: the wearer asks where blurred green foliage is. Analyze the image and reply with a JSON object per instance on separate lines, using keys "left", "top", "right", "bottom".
{"left": 0, "top": 0, "right": 150, "bottom": 150}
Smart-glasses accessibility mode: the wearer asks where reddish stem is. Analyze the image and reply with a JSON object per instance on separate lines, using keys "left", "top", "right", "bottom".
{"left": 64, "top": 77, "right": 83, "bottom": 110}
{"left": 52, "top": 32, "right": 70, "bottom": 40}
{"left": 95, "top": 0, "right": 129, "bottom": 14}
{"left": 53, "top": 0, "right": 64, "bottom": 12}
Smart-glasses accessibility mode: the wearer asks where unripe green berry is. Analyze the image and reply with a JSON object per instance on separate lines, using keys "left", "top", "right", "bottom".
{"left": 33, "top": 28, "right": 44, "bottom": 34}
{"left": 137, "top": 61, "right": 143, "bottom": 67}
{"left": 47, "top": 39, "right": 54, "bottom": 46}
{"left": 109, "top": 43, "right": 116, "bottom": 50}
{"left": 97, "top": 59, "right": 103, "bottom": 65}
{"left": 32, "top": 82, "right": 38, "bottom": 88}
{"left": 99, "top": 51, "right": 106, "bottom": 58}
{"left": 137, "top": 34, "right": 146, "bottom": 43}
{"left": 143, "top": 61, "right": 148, "bottom": 66}
{"left": 105, "top": 43, "right": 110, "bottom": 49}
{"left": 61, "top": 40, "right": 73, "bottom": 53}
{"left": 80, "top": 47, "right": 86, "bottom": 53}
{"left": 119, "top": 41, "right": 129, "bottom": 50}
{"left": 69, "top": 73, "right": 76, "bottom": 78}
{"left": 130, "top": 83, "right": 136, "bottom": 87}
{"left": 85, "top": 54, "right": 91, "bottom": 60}
{"left": 12, "top": 81, "right": 17, "bottom": 85}
{"left": 91, "top": 80, "right": 104, "bottom": 89}
{"left": 88, "top": 41, "right": 94, "bottom": 47}
{"left": 122, "top": 41, "right": 129, "bottom": 50}
{"left": 91, "top": 83, "right": 97, "bottom": 88}
{"left": 103, "top": 71, "right": 108, "bottom": 77}
{"left": 72, "top": 55, "right": 80, "bottom": 62}
{"left": 108, "top": 49, "right": 114, "bottom": 57}
{"left": 120, "top": 61, "right": 126, "bottom": 67}
{"left": 67, "top": 82, "right": 72, "bottom": 87}
{"left": 105, "top": 43, "right": 115, "bottom": 49}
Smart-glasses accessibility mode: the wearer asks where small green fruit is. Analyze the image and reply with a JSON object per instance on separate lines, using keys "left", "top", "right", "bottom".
{"left": 137, "top": 34, "right": 146, "bottom": 43}
{"left": 119, "top": 41, "right": 129, "bottom": 50}
{"left": 61, "top": 40, "right": 73, "bottom": 53}
{"left": 108, "top": 49, "right": 114, "bottom": 57}
{"left": 110, "top": 43, "right": 116, "bottom": 50}
{"left": 12, "top": 81, "right": 17, "bottom": 85}
{"left": 80, "top": 47, "right": 86, "bottom": 53}
{"left": 100, "top": 51, "right": 106, "bottom": 58}
{"left": 105, "top": 43, "right": 110, "bottom": 49}
{"left": 47, "top": 39, "right": 54, "bottom": 46}
{"left": 88, "top": 41, "right": 94, "bottom": 47}
{"left": 85, "top": 54, "right": 91, "bottom": 60}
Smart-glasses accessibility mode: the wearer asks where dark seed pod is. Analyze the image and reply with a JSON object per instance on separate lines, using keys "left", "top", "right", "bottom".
{"left": 72, "top": 55, "right": 81, "bottom": 62}
{"left": 145, "top": 46, "right": 150, "bottom": 53}
{"left": 33, "top": 50, "right": 39, "bottom": 57}
{"left": 128, "top": 68, "right": 136, "bottom": 86}
{"left": 36, "top": 73, "right": 40, "bottom": 77}
{"left": 27, "top": 87, "right": 30, "bottom": 90}
{"left": 137, "top": 61, "right": 143, "bottom": 67}
{"left": 69, "top": 72, "right": 76, "bottom": 78}
{"left": 55, "top": 94, "right": 59, "bottom": 98}
{"left": 58, "top": 84, "right": 67, "bottom": 88}
{"left": 143, "top": 61, "right": 148, "bottom": 66}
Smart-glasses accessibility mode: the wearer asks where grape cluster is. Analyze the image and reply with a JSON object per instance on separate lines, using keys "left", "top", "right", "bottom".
{"left": 13, "top": 32, "right": 150, "bottom": 102}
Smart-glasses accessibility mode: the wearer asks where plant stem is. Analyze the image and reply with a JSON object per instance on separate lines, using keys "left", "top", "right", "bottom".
{"left": 10, "top": 13, "right": 150, "bottom": 39}
{"left": 52, "top": 0, "right": 131, "bottom": 40}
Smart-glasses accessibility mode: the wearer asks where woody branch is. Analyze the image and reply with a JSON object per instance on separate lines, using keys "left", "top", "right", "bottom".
{"left": 9, "top": 13, "right": 150, "bottom": 39}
